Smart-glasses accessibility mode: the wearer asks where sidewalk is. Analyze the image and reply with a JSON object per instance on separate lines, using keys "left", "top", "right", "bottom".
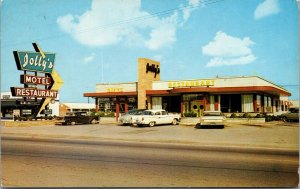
{"left": 1, "top": 121, "right": 299, "bottom": 151}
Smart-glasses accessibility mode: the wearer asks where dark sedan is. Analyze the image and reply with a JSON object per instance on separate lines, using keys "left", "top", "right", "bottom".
{"left": 63, "top": 111, "right": 100, "bottom": 125}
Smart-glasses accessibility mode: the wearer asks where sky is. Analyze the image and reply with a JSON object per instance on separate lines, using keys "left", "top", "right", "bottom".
{"left": 1, "top": 0, "right": 299, "bottom": 103}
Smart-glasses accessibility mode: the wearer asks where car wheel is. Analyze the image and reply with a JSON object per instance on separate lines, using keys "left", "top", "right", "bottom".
{"left": 71, "top": 121, "right": 76, "bottom": 125}
{"left": 195, "top": 123, "right": 202, "bottom": 129}
{"left": 91, "top": 119, "right": 97, "bottom": 124}
{"left": 172, "top": 119, "right": 178, "bottom": 125}
{"left": 149, "top": 121, "right": 155, "bottom": 127}
{"left": 282, "top": 117, "right": 288, "bottom": 122}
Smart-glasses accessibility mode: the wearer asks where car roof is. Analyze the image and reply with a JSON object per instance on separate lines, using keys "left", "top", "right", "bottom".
{"left": 203, "top": 111, "right": 222, "bottom": 113}
{"left": 145, "top": 109, "right": 166, "bottom": 112}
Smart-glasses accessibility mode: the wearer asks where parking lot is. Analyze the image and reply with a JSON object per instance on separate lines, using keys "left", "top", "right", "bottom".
{"left": 2, "top": 121, "right": 299, "bottom": 150}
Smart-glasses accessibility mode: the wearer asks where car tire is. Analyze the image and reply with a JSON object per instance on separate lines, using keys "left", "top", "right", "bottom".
{"left": 195, "top": 123, "right": 202, "bottom": 129}
{"left": 172, "top": 119, "right": 178, "bottom": 125}
{"left": 91, "top": 119, "right": 97, "bottom": 124}
{"left": 282, "top": 117, "right": 288, "bottom": 122}
{"left": 71, "top": 121, "right": 76, "bottom": 125}
{"left": 149, "top": 121, "right": 155, "bottom": 127}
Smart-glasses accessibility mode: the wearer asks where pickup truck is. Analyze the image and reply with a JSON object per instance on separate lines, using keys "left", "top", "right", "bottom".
{"left": 63, "top": 111, "right": 100, "bottom": 125}
{"left": 133, "top": 109, "right": 181, "bottom": 127}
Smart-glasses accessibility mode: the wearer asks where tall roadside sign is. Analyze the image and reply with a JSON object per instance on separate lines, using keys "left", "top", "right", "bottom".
{"left": 10, "top": 43, "right": 64, "bottom": 117}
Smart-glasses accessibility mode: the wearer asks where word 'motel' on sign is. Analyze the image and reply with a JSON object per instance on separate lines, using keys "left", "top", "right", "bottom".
{"left": 146, "top": 63, "right": 160, "bottom": 78}
{"left": 21, "top": 75, "right": 52, "bottom": 85}
{"left": 13, "top": 51, "right": 55, "bottom": 73}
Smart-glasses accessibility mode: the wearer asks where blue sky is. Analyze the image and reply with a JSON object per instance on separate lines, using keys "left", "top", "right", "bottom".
{"left": 1, "top": 0, "right": 299, "bottom": 102}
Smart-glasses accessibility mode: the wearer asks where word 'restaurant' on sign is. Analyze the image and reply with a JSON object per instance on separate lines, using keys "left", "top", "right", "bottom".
{"left": 11, "top": 87, "right": 58, "bottom": 98}
{"left": 13, "top": 51, "right": 55, "bottom": 73}
{"left": 168, "top": 80, "right": 215, "bottom": 88}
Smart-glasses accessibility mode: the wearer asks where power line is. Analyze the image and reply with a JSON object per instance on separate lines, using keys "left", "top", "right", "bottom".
{"left": 279, "top": 84, "right": 299, "bottom": 87}
{"left": 2, "top": 0, "right": 224, "bottom": 48}
{"left": 71, "top": 0, "right": 224, "bottom": 34}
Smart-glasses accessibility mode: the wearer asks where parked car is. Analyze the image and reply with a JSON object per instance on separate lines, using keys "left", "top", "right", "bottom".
{"left": 195, "top": 111, "right": 225, "bottom": 129}
{"left": 133, "top": 109, "right": 181, "bottom": 127}
{"left": 281, "top": 108, "right": 299, "bottom": 122}
{"left": 63, "top": 111, "right": 100, "bottom": 125}
{"left": 118, "top": 109, "right": 146, "bottom": 125}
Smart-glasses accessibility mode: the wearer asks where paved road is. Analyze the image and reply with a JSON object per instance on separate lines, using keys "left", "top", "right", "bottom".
{"left": 2, "top": 136, "right": 299, "bottom": 187}
{"left": 2, "top": 122, "right": 299, "bottom": 149}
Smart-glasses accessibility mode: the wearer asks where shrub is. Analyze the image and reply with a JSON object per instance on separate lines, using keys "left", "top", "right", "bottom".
{"left": 265, "top": 115, "right": 274, "bottom": 122}
{"left": 95, "top": 111, "right": 115, "bottom": 117}
{"left": 184, "top": 112, "right": 197, "bottom": 117}
{"left": 255, "top": 114, "right": 263, "bottom": 118}
{"left": 230, "top": 113, "right": 238, "bottom": 118}
{"left": 242, "top": 113, "right": 252, "bottom": 118}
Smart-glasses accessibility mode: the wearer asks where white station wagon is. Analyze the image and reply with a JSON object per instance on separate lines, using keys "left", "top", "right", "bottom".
{"left": 195, "top": 111, "right": 225, "bottom": 128}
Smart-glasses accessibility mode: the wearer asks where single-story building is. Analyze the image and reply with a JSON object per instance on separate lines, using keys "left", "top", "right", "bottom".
{"left": 84, "top": 58, "right": 291, "bottom": 118}
{"left": 0, "top": 92, "right": 60, "bottom": 118}
{"left": 59, "top": 102, "right": 96, "bottom": 116}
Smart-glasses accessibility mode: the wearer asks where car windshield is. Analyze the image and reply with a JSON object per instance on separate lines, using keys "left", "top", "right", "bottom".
{"left": 75, "top": 112, "right": 87, "bottom": 116}
{"left": 127, "top": 110, "right": 137, "bottom": 115}
{"left": 290, "top": 109, "right": 299, "bottom": 113}
{"left": 143, "top": 111, "right": 154, "bottom": 115}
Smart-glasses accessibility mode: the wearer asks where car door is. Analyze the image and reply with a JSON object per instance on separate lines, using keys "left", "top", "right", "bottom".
{"left": 160, "top": 110, "right": 170, "bottom": 124}
{"left": 154, "top": 111, "right": 163, "bottom": 125}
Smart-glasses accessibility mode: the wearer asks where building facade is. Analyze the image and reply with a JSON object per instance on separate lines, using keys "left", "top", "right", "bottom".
{"left": 59, "top": 103, "right": 96, "bottom": 116}
{"left": 84, "top": 58, "right": 291, "bottom": 118}
{"left": 1, "top": 92, "right": 60, "bottom": 118}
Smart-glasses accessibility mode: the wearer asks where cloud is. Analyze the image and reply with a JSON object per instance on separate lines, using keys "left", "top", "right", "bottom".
{"left": 57, "top": 0, "right": 200, "bottom": 50}
{"left": 83, "top": 53, "right": 95, "bottom": 63}
{"left": 145, "top": 12, "right": 178, "bottom": 50}
{"left": 202, "top": 31, "right": 256, "bottom": 67}
{"left": 182, "top": 0, "right": 202, "bottom": 24}
{"left": 206, "top": 54, "right": 256, "bottom": 67}
{"left": 153, "top": 54, "right": 163, "bottom": 62}
{"left": 254, "top": 0, "right": 280, "bottom": 20}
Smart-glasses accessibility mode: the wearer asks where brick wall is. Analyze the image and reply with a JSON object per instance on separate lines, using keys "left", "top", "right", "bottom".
{"left": 137, "top": 58, "right": 160, "bottom": 109}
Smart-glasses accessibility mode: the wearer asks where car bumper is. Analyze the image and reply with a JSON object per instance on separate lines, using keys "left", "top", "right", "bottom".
{"left": 199, "top": 121, "right": 224, "bottom": 126}
{"left": 119, "top": 120, "right": 132, "bottom": 124}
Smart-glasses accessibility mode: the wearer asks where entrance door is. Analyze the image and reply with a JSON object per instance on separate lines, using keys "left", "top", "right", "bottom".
{"left": 191, "top": 101, "right": 204, "bottom": 117}
{"left": 162, "top": 96, "right": 181, "bottom": 113}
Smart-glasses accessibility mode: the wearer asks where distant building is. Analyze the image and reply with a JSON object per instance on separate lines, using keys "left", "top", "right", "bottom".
{"left": 0, "top": 92, "right": 60, "bottom": 118}
{"left": 59, "top": 103, "right": 95, "bottom": 116}
{"left": 289, "top": 100, "right": 299, "bottom": 109}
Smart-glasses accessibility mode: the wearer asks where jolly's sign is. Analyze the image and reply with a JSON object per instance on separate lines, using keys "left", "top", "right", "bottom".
{"left": 146, "top": 63, "right": 160, "bottom": 78}
{"left": 10, "top": 43, "right": 64, "bottom": 117}
{"left": 13, "top": 51, "right": 55, "bottom": 73}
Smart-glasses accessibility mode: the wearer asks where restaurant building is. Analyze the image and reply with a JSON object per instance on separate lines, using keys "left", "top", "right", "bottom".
{"left": 84, "top": 58, "right": 291, "bottom": 118}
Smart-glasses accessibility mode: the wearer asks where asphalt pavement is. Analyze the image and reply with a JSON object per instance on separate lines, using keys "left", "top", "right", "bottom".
{"left": 1, "top": 121, "right": 299, "bottom": 152}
